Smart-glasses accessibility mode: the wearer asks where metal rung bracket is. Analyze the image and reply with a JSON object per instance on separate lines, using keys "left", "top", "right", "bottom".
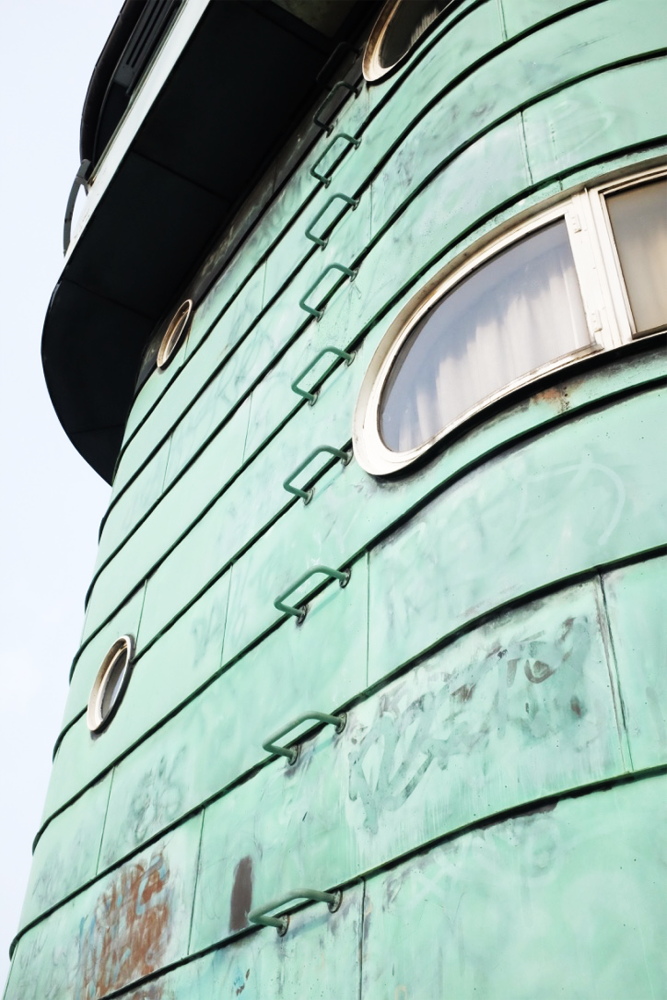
{"left": 274, "top": 565, "right": 350, "bottom": 622}
{"left": 263, "top": 710, "right": 346, "bottom": 764}
{"left": 283, "top": 445, "right": 351, "bottom": 502}
{"left": 299, "top": 263, "right": 357, "bottom": 320}
{"left": 249, "top": 888, "right": 343, "bottom": 936}
{"left": 291, "top": 346, "right": 354, "bottom": 404}
{"left": 305, "top": 192, "right": 359, "bottom": 247}
{"left": 310, "top": 133, "right": 361, "bottom": 187}
{"left": 313, "top": 80, "right": 361, "bottom": 133}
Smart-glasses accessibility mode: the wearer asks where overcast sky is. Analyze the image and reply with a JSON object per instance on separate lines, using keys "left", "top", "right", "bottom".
{"left": 0, "top": 0, "right": 123, "bottom": 987}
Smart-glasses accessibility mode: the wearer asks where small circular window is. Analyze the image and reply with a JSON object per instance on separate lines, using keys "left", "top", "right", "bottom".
{"left": 87, "top": 635, "right": 135, "bottom": 734}
{"left": 363, "top": 0, "right": 453, "bottom": 82}
{"left": 157, "top": 299, "right": 193, "bottom": 370}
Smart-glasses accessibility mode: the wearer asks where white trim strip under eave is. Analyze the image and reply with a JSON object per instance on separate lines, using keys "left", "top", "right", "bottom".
{"left": 65, "top": 0, "right": 211, "bottom": 262}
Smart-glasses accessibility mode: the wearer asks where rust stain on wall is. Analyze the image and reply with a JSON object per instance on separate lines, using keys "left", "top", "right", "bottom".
{"left": 78, "top": 853, "right": 172, "bottom": 998}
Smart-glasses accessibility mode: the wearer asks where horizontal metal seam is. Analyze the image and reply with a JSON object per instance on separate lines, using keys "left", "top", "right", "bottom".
{"left": 104, "top": 0, "right": 608, "bottom": 511}
{"left": 66, "top": 343, "right": 667, "bottom": 725}
{"left": 40, "top": 404, "right": 667, "bottom": 843}
{"left": 14, "top": 758, "right": 667, "bottom": 966}
{"left": 105, "top": 0, "right": 496, "bottom": 486}
{"left": 76, "top": 125, "right": 667, "bottom": 665}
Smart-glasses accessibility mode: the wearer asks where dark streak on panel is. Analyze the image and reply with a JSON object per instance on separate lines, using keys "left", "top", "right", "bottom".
{"left": 229, "top": 856, "right": 253, "bottom": 932}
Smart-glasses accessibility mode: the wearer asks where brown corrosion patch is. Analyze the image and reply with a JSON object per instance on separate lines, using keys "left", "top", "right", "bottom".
{"left": 229, "top": 856, "right": 253, "bottom": 932}
{"left": 533, "top": 384, "right": 571, "bottom": 413}
{"left": 236, "top": 968, "right": 251, "bottom": 995}
{"left": 78, "top": 853, "right": 172, "bottom": 997}
{"left": 570, "top": 696, "right": 583, "bottom": 717}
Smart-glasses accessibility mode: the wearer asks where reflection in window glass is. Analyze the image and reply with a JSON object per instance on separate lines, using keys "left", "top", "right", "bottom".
{"left": 380, "top": 221, "right": 589, "bottom": 452}
{"left": 100, "top": 648, "right": 129, "bottom": 720}
{"left": 606, "top": 178, "right": 667, "bottom": 335}
{"left": 379, "top": 0, "right": 452, "bottom": 71}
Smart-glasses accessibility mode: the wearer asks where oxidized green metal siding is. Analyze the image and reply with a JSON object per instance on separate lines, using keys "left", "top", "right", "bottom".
{"left": 6, "top": 0, "right": 667, "bottom": 996}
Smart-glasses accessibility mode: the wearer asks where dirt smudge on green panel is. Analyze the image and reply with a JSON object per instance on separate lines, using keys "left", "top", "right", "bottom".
{"left": 532, "top": 383, "right": 571, "bottom": 413}
{"left": 78, "top": 853, "right": 171, "bottom": 997}
{"left": 229, "top": 855, "right": 253, "bottom": 931}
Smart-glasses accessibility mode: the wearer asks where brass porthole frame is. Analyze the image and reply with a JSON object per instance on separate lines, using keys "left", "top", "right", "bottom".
{"left": 363, "top": 0, "right": 452, "bottom": 82}
{"left": 157, "top": 298, "right": 193, "bottom": 370}
{"left": 86, "top": 635, "right": 135, "bottom": 734}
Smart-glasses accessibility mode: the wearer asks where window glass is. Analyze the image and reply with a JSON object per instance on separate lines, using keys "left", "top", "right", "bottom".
{"left": 99, "top": 648, "right": 130, "bottom": 720}
{"left": 379, "top": 1, "right": 451, "bottom": 70}
{"left": 606, "top": 178, "right": 667, "bottom": 335}
{"left": 379, "top": 221, "right": 589, "bottom": 452}
{"left": 87, "top": 635, "right": 134, "bottom": 734}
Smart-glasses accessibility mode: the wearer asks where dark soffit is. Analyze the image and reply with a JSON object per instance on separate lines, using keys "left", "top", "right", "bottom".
{"left": 43, "top": 0, "right": 374, "bottom": 482}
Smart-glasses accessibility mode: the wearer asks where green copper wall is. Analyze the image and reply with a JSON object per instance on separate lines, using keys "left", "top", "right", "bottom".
{"left": 6, "top": 0, "right": 667, "bottom": 996}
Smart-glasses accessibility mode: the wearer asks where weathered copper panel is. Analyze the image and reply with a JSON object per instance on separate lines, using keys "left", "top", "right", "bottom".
{"left": 62, "top": 584, "right": 146, "bottom": 730}
{"left": 190, "top": 579, "right": 625, "bottom": 953}
{"left": 361, "top": 774, "right": 667, "bottom": 999}
{"left": 524, "top": 57, "right": 667, "bottom": 181}
{"left": 124, "top": 884, "right": 363, "bottom": 999}
{"left": 12, "top": 0, "right": 667, "bottom": 994}
{"left": 368, "top": 386, "right": 667, "bottom": 682}
{"left": 19, "top": 771, "right": 112, "bottom": 929}
{"left": 97, "top": 559, "right": 368, "bottom": 870}
{"left": 603, "top": 553, "right": 667, "bottom": 770}
{"left": 7, "top": 818, "right": 202, "bottom": 1000}
{"left": 43, "top": 570, "right": 230, "bottom": 820}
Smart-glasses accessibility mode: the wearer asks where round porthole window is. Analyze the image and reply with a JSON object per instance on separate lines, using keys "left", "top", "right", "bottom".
{"left": 87, "top": 635, "right": 135, "bottom": 734}
{"left": 156, "top": 299, "right": 193, "bottom": 370}
{"left": 363, "top": 0, "right": 453, "bottom": 82}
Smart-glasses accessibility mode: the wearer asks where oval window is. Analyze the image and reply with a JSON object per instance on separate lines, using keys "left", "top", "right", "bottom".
{"left": 363, "top": 0, "right": 454, "bottom": 82}
{"left": 354, "top": 168, "right": 666, "bottom": 476}
{"left": 87, "top": 635, "right": 135, "bottom": 734}
{"left": 157, "top": 298, "right": 193, "bottom": 370}
{"left": 354, "top": 215, "right": 594, "bottom": 474}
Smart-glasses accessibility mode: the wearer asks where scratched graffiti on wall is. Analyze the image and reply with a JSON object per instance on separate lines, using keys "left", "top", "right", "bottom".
{"left": 128, "top": 754, "right": 185, "bottom": 845}
{"left": 77, "top": 853, "right": 172, "bottom": 998}
{"left": 349, "top": 614, "right": 593, "bottom": 833}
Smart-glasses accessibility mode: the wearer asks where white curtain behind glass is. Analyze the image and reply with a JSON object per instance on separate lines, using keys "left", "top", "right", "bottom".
{"left": 380, "top": 220, "right": 589, "bottom": 452}
{"left": 606, "top": 178, "right": 667, "bottom": 335}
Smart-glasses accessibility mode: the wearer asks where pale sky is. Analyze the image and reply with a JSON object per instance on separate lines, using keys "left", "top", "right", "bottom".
{"left": 0, "top": 0, "right": 124, "bottom": 987}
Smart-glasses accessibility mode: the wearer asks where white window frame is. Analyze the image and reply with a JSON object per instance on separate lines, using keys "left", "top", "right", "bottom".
{"left": 353, "top": 165, "right": 667, "bottom": 476}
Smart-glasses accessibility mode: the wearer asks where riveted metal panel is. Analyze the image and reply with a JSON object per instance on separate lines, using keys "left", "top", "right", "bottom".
{"left": 603, "top": 553, "right": 667, "bottom": 770}
{"left": 18, "top": 771, "right": 112, "bottom": 931}
{"left": 6, "top": 817, "right": 202, "bottom": 1000}
{"left": 97, "top": 559, "right": 368, "bottom": 870}
{"left": 190, "top": 578, "right": 624, "bottom": 954}
{"left": 361, "top": 774, "right": 667, "bottom": 1000}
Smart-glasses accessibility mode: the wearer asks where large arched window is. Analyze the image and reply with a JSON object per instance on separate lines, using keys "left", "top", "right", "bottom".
{"left": 353, "top": 168, "right": 667, "bottom": 475}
